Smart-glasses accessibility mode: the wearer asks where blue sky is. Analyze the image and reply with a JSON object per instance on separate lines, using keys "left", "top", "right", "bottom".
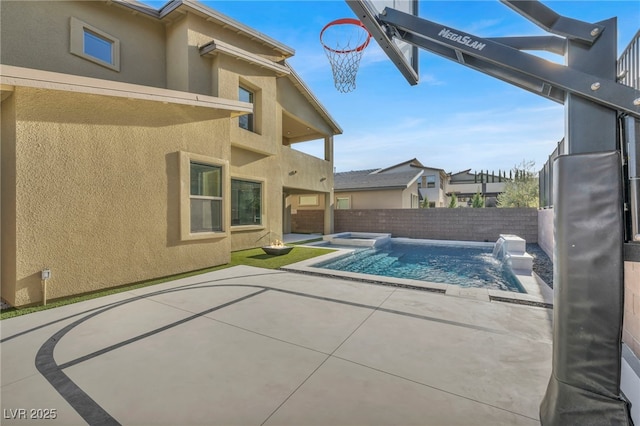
{"left": 145, "top": 0, "right": 639, "bottom": 174}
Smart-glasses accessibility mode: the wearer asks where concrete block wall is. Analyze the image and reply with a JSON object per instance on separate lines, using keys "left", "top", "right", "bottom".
{"left": 291, "top": 210, "right": 324, "bottom": 234}
{"left": 333, "top": 209, "right": 538, "bottom": 243}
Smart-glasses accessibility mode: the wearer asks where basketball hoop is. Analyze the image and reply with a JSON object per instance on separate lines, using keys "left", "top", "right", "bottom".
{"left": 320, "top": 18, "right": 371, "bottom": 93}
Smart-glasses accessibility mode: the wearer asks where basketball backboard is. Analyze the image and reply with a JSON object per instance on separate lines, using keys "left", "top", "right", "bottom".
{"left": 346, "top": 0, "right": 419, "bottom": 85}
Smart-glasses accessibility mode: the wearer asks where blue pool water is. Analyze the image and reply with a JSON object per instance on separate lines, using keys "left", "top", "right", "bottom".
{"left": 315, "top": 242, "right": 524, "bottom": 293}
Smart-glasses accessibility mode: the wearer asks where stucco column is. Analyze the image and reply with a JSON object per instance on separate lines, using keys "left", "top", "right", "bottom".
{"left": 324, "top": 190, "right": 334, "bottom": 235}
{"left": 324, "top": 135, "right": 333, "bottom": 162}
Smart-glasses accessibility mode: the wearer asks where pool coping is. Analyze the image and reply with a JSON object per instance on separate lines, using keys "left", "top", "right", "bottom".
{"left": 282, "top": 239, "right": 554, "bottom": 308}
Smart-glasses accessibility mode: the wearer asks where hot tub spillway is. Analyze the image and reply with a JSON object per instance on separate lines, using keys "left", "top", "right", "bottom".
{"left": 322, "top": 232, "right": 391, "bottom": 248}
{"left": 493, "top": 234, "right": 533, "bottom": 274}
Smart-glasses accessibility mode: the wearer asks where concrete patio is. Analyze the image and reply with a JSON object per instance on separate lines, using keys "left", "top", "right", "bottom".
{"left": 1, "top": 265, "right": 552, "bottom": 425}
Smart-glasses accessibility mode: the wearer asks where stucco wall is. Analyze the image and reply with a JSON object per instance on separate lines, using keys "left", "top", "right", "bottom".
{"left": 336, "top": 189, "right": 404, "bottom": 210}
{"left": 1, "top": 93, "right": 17, "bottom": 304}
{"left": 624, "top": 261, "right": 640, "bottom": 358}
{"left": 280, "top": 146, "right": 333, "bottom": 193}
{"left": 4, "top": 87, "right": 232, "bottom": 306}
{"left": 538, "top": 208, "right": 554, "bottom": 259}
{"left": 0, "top": 1, "right": 166, "bottom": 88}
{"left": 1, "top": 0, "right": 338, "bottom": 307}
{"left": 229, "top": 146, "right": 283, "bottom": 251}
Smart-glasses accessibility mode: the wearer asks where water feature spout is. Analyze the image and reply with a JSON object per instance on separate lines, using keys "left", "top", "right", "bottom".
{"left": 493, "top": 234, "right": 533, "bottom": 274}
{"left": 492, "top": 236, "right": 506, "bottom": 259}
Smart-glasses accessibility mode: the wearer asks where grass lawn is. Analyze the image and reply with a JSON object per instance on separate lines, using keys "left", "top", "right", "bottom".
{"left": 1, "top": 243, "right": 333, "bottom": 320}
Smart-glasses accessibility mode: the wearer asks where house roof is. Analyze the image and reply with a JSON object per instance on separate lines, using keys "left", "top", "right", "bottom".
{"left": 284, "top": 64, "right": 342, "bottom": 135}
{"left": 335, "top": 169, "right": 423, "bottom": 191}
{"left": 113, "top": 0, "right": 295, "bottom": 58}
{"left": 112, "top": 0, "right": 339, "bottom": 135}
{"left": 374, "top": 158, "right": 424, "bottom": 174}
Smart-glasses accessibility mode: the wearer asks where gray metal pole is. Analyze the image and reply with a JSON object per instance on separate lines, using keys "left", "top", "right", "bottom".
{"left": 565, "top": 19, "right": 618, "bottom": 154}
{"left": 364, "top": 5, "right": 637, "bottom": 421}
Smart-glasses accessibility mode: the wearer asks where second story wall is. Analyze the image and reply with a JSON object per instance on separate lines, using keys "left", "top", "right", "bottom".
{"left": 1, "top": 1, "right": 167, "bottom": 88}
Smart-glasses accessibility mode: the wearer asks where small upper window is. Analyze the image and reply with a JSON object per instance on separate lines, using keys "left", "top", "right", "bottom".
{"left": 70, "top": 17, "right": 120, "bottom": 71}
{"left": 84, "top": 30, "right": 113, "bottom": 64}
{"left": 238, "top": 86, "right": 254, "bottom": 132}
{"left": 426, "top": 175, "right": 436, "bottom": 188}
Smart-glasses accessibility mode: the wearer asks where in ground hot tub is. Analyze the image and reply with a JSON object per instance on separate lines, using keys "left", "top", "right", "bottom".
{"left": 322, "top": 232, "right": 391, "bottom": 248}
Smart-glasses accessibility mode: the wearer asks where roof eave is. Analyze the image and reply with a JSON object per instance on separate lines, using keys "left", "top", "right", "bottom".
{"left": 0, "top": 65, "right": 252, "bottom": 116}
{"left": 112, "top": 0, "right": 295, "bottom": 58}
{"left": 284, "top": 63, "right": 342, "bottom": 135}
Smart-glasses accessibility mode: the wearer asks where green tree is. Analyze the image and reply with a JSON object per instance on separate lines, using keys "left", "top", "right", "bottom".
{"left": 497, "top": 160, "right": 539, "bottom": 208}
{"left": 421, "top": 195, "right": 430, "bottom": 208}
{"left": 448, "top": 193, "right": 458, "bottom": 208}
{"left": 471, "top": 189, "right": 484, "bottom": 208}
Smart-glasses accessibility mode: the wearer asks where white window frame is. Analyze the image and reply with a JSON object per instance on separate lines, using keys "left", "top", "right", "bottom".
{"left": 180, "top": 152, "right": 229, "bottom": 241}
{"left": 336, "top": 197, "right": 351, "bottom": 210}
{"left": 70, "top": 17, "right": 120, "bottom": 71}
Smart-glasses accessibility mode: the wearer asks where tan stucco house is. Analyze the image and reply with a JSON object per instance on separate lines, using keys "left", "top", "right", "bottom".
{"left": 0, "top": 0, "right": 340, "bottom": 307}
{"left": 332, "top": 159, "right": 424, "bottom": 210}
{"left": 299, "top": 158, "right": 508, "bottom": 211}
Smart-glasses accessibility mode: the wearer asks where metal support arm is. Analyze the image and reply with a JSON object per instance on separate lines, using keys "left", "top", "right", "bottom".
{"left": 379, "top": 8, "right": 640, "bottom": 117}
{"left": 500, "top": 0, "right": 604, "bottom": 44}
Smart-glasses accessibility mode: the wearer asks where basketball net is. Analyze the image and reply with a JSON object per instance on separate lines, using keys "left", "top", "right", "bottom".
{"left": 320, "top": 18, "right": 371, "bottom": 93}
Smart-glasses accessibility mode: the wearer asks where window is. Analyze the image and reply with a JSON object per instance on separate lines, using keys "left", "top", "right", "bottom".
{"left": 70, "top": 17, "right": 120, "bottom": 71}
{"left": 180, "top": 152, "right": 227, "bottom": 240}
{"left": 426, "top": 175, "right": 436, "bottom": 188}
{"left": 84, "top": 30, "right": 113, "bottom": 64}
{"left": 190, "top": 162, "right": 223, "bottom": 233}
{"left": 231, "top": 179, "right": 262, "bottom": 226}
{"left": 238, "top": 86, "right": 254, "bottom": 131}
{"left": 299, "top": 195, "right": 318, "bottom": 206}
{"left": 336, "top": 197, "right": 350, "bottom": 210}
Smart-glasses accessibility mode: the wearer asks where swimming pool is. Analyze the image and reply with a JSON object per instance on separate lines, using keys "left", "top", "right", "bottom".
{"left": 313, "top": 241, "right": 524, "bottom": 293}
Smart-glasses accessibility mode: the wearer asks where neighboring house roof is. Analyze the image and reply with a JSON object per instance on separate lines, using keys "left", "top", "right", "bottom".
{"left": 420, "top": 166, "right": 447, "bottom": 174}
{"left": 113, "top": 0, "right": 294, "bottom": 58}
{"left": 335, "top": 169, "right": 423, "bottom": 191}
{"left": 375, "top": 158, "right": 424, "bottom": 174}
{"left": 449, "top": 169, "right": 474, "bottom": 182}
